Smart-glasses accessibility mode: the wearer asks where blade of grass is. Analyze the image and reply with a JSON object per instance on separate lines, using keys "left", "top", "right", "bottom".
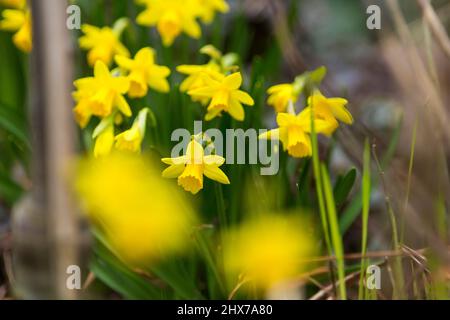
{"left": 372, "top": 144, "right": 405, "bottom": 299}
{"left": 358, "top": 139, "right": 371, "bottom": 300}
{"left": 401, "top": 117, "right": 418, "bottom": 242}
{"left": 321, "top": 164, "right": 347, "bottom": 300}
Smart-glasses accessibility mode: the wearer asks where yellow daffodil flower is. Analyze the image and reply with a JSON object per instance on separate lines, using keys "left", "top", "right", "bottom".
{"left": 304, "top": 90, "right": 353, "bottom": 135}
{"left": 115, "top": 47, "right": 170, "bottom": 98}
{"left": 188, "top": 72, "right": 254, "bottom": 121}
{"left": 74, "top": 153, "right": 197, "bottom": 266}
{"left": 267, "top": 83, "right": 298, "bottom": 113}
{"left": 115, "top": 108, "right": 149, "bottom": 153}
{"left": 177, "top": 63, "right": 224, "bottom": 105}
{"left": 162, "top": 139, "right": 230, "bottom": 194}
{"left": 259, "top": 110, "right": 328, "bottom": 158}
{"left": 223, "top": 214, "right": 314, "bottom": 291}
{"left": 136, "top": 0, "right": 201, "bottom": 46}
{"left": 0, "top": 7, "right": 32, "bottom": 52}
{"left": 79, "top": 19, "right": 130, "bottom": 67}
{"left": 93, "top": 122, "right": 114, "bottom": 158}
{"left": 195, "top": 0, "right": 229, "bottom": 24}
{"left": 73, "top": 60, "right": 131, "bottom": 119}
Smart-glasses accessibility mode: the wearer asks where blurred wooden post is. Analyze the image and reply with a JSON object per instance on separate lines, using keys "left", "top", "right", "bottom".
{"left": 12, "top": 0, "right": 79, "bottom": 299}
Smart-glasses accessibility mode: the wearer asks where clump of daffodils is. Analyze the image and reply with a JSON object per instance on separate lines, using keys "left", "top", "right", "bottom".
{"left": 162, "top": 135, "right": 230, "bottom": 194}
{"left": 73, "top": 43, "right": 170, "bottom": 157}
{"left": 223, "top": 214, "right": 314, "bottom": 291}
{"left": 74, "top": 152, "right": 197, "bottom": 266}
{"left": 178, "top": 45, "right": 254, "bottom": 122}
{"left": 136, "top": 0, "right": 229, "bottom": 46}
{"left": 0, "top": 0, "right": 32, "bottom": 52}
{"left": 260, "top": 67, "right": 353, "bottom": 158}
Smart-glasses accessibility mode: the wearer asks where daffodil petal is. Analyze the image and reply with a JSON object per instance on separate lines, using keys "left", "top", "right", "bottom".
{"left": 258, "top": 128, "right": 280, "bottom": 140}
{"left": 330, "top": 103, "right": 353, "bottom": 124}
{"left": 224, "top": 72, "right": 242, "bottom": 90}
{"left": 94, "top": 60, "right": 110, "bottom": 80}
{"left": 115, "top": 95, "right": 132, "bottom": 117}
{"left": 162, "top": 156, "right": 187, "bottom": 165}
{"left": 233, "top": 90, "right": 254, "bottom": 106}
{"left": 228, "top": 100, "right": 245, "bottom": 121}
{"left": 188, "top": 86, "right": 217, "bottom": 98}
{"left": 162, "top": 164, "right": 185, "bottom": 178}
{"left": 115, "top": 55, "right": 134, "bottom": 69}
{"left": 204, "top": 165, "right": 230, "bottom": 185}
{"left": 204, "top": 155, "right": 225, "bottom": 166}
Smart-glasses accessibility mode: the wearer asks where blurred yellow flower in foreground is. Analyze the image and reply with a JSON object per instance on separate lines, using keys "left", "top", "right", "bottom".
{"left": 115, "top": 47, "right": 170, "bottom": 98}
{"left": 73, "top": 60, "right": 131, "bottom": 120}
{"left": 259, "top": 112, "right": 327, "bottom": 158}
{"left": 223, "top": 214, "right": 314, "bottom": 291}
{"left": 136, "top": 0, "right": 201, "bottom": 46}
{"left": 162, "top": 139, "right": 230, "bottom": 194}
{"left": 79, "top": 19, "right": 130, "bottom": 67}
{"left": 195, "top": 0, "right": 229, "bottom": 24}
{"left": 304, "top": 90, "right": 353, "bottom": 136}
{"left": 188, "top": 72, "right": 254, "bottom": 121}
{"left": 267, "top": 84, "right": 298, "bottom": 113}
{"left": 0, "top": 7, "right": 31, "bottom": 52}
{"left": 74, "top": 152, "right": 197, "bottom": 266}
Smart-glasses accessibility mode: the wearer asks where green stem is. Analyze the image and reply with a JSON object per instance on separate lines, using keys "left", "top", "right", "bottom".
{"left": 358, "top": 139, "right": 371, "bottom": 300}
{"left": 310, "top": 95, "right": 332, "bottom": 255}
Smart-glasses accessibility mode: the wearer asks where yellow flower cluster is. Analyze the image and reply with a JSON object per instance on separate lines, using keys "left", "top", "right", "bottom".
{"left": 0, "top": 0, "right": 32, "bottom": 52}
{"left": 178, "top": 45, "right": 254, "bottom": 122}
{"left": 136, "top": 0, "right": 229, "bottom": 46}
{"left": 74, "top": 19, "right": 171, "bottom": 157}
{"left": 74, "top": 153, "right": 197, "bottom": 266}
{"left": 261, "top": 70, "right": 353, "bottom": 158}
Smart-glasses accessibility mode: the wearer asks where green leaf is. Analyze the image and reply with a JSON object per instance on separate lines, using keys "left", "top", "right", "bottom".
{"left": 0, "top": 102, "right": 29, "bottom": 149}
{"left": 91, "top": 237, "right": 165, "bottom": 300}
{"left": 333, "top": 167, "right": 356, "bottom": 206}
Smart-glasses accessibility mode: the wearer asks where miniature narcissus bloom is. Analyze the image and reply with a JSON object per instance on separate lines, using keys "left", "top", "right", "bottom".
{"left": 136, "top": 0, "right": 201, "bottom": 46}
{"left": 115, "top": 47, "right": 170, "bottom": 98}
{"left": 188, "top": 72, "right": 254, "bottom": 121}
{"left": 259, "top": 110, "right": 328, "bottom": 158}
{"left": 93, "top": 121, "right": 115, "bottom": 158}
{"left": 115, "top": 108, "right": 149, "bottom": 153}
{"left": 0, "top": 6, "right": 32, "bottom": 52}
{"left": 74, "top": 153, "right": 197, "bottom": 266}
{"left": 162, "top": 139, "right": 230, "bottom": 194}
{"left": 304, "top": 90, "right": 353, "bottom": 136}
{"left": 73, "top": 60, "right": 131, "bottom": 121}
{"left": 223, "top": 214, "right": 314, "bottom": 291}
{"left": 267, "top": 84, "right": 298, "bottom": 113}
{"left": 79, "top": 18, "right": 130, "bottom": 67}
{"left": 195, "top": 0, "right": 229, "bottom": 24}
{"left": 177, "top": 63, "right": 224, "bottom": 104}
